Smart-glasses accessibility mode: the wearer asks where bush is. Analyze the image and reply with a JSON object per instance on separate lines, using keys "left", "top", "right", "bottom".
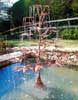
{"left": 0, "top": 40, "right": 7, "bottom": 54}
{"left": 0, "top": 40, "right": 14, "bottom": 54}
{"left": 73, "top": 28, "right": 78, "bottom": 39}
{"left": 60, "top": 28, "right": 78, "bottom": 40}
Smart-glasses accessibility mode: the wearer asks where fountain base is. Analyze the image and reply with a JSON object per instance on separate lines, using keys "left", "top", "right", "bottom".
{"left": 35, "top": 71, "right": 45, "bottom": 88}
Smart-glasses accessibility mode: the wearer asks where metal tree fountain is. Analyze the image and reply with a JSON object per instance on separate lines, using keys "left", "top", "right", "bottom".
{"left": 15, "top": 4, "right": 57, "bottom": 88}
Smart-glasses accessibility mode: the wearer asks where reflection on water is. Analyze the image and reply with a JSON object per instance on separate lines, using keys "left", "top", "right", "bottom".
{"left": 0, "top": 63, "right": 78, "bottom": 100}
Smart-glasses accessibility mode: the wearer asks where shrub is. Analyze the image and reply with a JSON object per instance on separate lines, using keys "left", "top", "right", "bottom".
{"left": 60, "top": 28, "right": 78, "bottom": 40}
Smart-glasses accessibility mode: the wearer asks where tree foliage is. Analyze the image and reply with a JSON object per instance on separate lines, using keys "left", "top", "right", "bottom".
{"left": 71, "top": 0, "right": 78, "bottom": 17}
{"left": 1, "top": 0, "right": 78, "bottom": 40}
{"left": 0, "top": 20, "right": 10, "bottom": 33}
{"left": 11, "top": 0, "right": 78, "bottom": 25}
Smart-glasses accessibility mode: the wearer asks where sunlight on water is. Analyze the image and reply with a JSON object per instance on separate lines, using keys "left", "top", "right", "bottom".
{"left": 0, "top": 63, "right": 78, "bottom": 100}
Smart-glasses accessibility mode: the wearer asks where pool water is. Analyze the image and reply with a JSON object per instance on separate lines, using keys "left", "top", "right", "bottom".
{"left": 0, "top": 63, "right": 78, "bottom": 100}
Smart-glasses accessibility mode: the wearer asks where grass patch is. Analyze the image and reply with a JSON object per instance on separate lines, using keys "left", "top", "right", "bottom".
{"left": 7, "top": 39, "right": 38, "bottom": 47}
{"left": 56, "top": 40, "right": 78, "bottom": 47}
{"left": 6, "top": 39, "right": 78, "bottom": 47}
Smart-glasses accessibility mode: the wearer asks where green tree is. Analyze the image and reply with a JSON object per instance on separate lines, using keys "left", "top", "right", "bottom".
{"left": 11, "top": 0, "right": 78, "bottom": 26}
{"left": 10, "top": 0, "right": 43, "bottom": 26}
{"left": 11, "top": 0, "right": 25, "bottom": 26}
{"left": 71, "top": 0, "right": 78, "bottom": 17}
{"left": 0, "top": 20, "right": 10, "bottom": 33}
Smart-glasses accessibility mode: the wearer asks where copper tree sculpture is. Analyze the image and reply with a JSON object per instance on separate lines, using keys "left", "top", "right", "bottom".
{"left": 14, "top": 4, "right": 57, "bottom": 89}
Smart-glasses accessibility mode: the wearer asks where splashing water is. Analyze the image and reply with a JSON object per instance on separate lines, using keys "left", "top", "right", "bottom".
{"left": 0, "top": 62, "right": 78, "bottom": 100}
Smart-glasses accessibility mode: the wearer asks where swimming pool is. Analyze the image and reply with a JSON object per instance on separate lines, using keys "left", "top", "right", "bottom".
{"left": 0, "top": 62, "right": 78, "bottom": 100}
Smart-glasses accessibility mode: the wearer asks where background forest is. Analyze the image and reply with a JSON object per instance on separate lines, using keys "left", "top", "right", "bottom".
{"left": 0, "top": 0, "right": 78, "bottom": 39}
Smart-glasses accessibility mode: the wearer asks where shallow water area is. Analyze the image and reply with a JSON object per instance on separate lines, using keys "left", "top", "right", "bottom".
{"left": 0, "top": 62, "right": 78, "bottom": 100}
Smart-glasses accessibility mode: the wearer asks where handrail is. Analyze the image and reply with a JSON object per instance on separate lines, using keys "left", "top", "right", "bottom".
{"left": 1, "top": 17, "right": 78, "bottom": 34}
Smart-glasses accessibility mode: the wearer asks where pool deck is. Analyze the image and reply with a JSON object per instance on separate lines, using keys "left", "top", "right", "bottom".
{"left": 0, "top": 46, "right": 78, "bottom": 63}
{"left": 46, "top": 46, "right": 78, "bottom": 52}
{"left": 0, "top": 51, "right": 22, "bottom": 62}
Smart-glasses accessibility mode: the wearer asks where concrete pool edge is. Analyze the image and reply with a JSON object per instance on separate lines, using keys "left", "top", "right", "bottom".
{"left": 0, "top": 46, "right": 78, "bottom": 68}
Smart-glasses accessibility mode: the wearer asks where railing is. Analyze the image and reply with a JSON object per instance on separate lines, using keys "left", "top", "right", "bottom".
{"left": 1, "top": 17, "right": 78, "bottom": 34}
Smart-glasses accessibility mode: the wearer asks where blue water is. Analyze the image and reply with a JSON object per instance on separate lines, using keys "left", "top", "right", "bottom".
{"left": 0, "top": 63, "right": 78, "bottom": 100}
{"left": 0, "top": 63, "right": 36, "bottom": 99}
